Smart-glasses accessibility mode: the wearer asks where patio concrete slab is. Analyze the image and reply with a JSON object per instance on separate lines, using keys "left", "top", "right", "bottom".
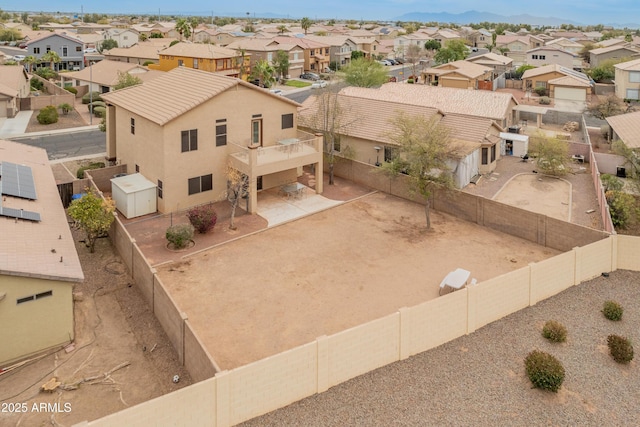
{"left": 257, "top": 185, "right": 342, "bottom": 227}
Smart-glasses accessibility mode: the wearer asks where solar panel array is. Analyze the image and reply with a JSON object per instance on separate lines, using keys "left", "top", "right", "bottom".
{"left": 0, "top": 161, "right": 38, "bottom": 200}
{"left": 0, "top": 162, "right": 41, "bottom": 222}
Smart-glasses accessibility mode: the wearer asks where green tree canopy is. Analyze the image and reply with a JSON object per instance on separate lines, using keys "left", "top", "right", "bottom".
{"left": 301, "top": 17, "right": 312, "bottom": 34}
{"left": 99, "top": 38, "right": 118, "bottom": 53}
{"left": 68, "top": 191, "right": 116, "bottom": 253}
{"left": 424, "top": 39, "right": 441, "bottom": 51}
{"left": 113, "top": 71, "right": 143, "bottom": 90}
{"left": 529, "top": 131, "right": 569, "bottom": 176}
{"left": 250, "top": 59, "right": 276, "bottom": 88}
{"left": 343, "top": 57, "right": 388, "bottom": 88}
{"left": 271, "top": 50, "right": 290, "bottom": 81}
{"left": 434, "top": 39, "right": 469, "bottom": 65}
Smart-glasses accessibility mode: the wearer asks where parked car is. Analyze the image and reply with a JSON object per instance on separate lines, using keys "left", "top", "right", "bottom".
{"left": 300, "top": 72, "right": 320, "bottom": 81}
{"left": 19, "top": 43, "right": 27, "bottom": 49}
{"left": 269, "top": 89, "right": 284, "bottom": 96}
{"left": 394, "top": 58, "right": 404, "bottom": 64}
{"left": 13, "top": 55, "right": 25, "bottom": 61}
{"left": 387, "top": 59, "right": 397, "bottom": 65}
{"left": 378, "top": 60, "right": 392, "bottom": 66}
{"left": 84, "top": 48, "right": 97, "bottom": 53}
{"left": 311, "top": 80, "right": 328, "bottom": 89}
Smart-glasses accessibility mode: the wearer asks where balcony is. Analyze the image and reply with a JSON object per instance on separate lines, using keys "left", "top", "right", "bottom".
{"left": 228, "top": 130, "right": 322, "bottom": 177}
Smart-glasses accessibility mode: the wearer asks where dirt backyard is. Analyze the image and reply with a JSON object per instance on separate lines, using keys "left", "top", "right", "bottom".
{"left": 157, "top": 192, "right": 561, "bottom": 370}
{"left": 0, "top": 227, "right": 191, "bottom": 426}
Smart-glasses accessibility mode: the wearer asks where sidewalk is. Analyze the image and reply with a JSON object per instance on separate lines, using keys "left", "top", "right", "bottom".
{"left": 0, "top": 110, "right": 33, "bottom": 138}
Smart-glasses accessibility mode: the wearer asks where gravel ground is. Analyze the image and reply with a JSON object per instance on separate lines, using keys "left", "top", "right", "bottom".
{"left": 241, "top": 269, "right": 640, "bottom": 427}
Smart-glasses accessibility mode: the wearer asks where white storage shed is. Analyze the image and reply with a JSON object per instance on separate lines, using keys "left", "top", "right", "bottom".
{"left": 500, "top": 132, "right": 529, "bottom": 158}
{"left": 110, "top": 173, "right": 157, "bottom": 219}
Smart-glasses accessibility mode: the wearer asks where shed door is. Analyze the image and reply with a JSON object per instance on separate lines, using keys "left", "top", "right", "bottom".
{"left": 554, "top": 87, "right": 586, "bottom": 101}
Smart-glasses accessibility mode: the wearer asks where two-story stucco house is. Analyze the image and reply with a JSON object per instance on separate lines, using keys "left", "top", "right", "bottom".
{"left": 226, "top": 38, "right": 305, "bottom": 78}
{"left": 26, "top": 33, "right": 85, "bottom": 71}
{"left": 148, "top": 43, "right": 248, "bottom": 79}
{"left": 0, "top": 65, "right": 30, "bottom": 118}
{"left": 101, "top": 67, "right": 323, "bottom": 215}
{"left": 614, "top": 58, "right": 640, "bottom": 100}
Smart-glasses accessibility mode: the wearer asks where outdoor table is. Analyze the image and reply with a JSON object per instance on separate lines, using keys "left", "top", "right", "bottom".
{"left": 280, "top": 182, "right": 305, "bottom": 199}
{"left": 439, "top": 268, "right": 471, "bottom": 295}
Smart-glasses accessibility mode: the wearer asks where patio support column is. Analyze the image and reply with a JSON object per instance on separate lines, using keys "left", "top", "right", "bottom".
{"left": 314, "top": 133, "right": 323, "bottom": 195}
{"left": 537, "top": 113, "right": 543, "bottom": 128}
{"left": 248, "top": 146, "right": 258, "bottom": 214}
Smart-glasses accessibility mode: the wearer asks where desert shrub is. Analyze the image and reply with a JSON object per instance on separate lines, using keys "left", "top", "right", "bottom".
{"left": 142, "top": 60, "right": 155, "bottom": 66}
{"left": 539, "top": 96, "right": 551, "bottom": 105}
{"left": 92, "top": 106, "right": 106, "bottom": 118}
{"left": 407, "top": 78, "right": 414, "bottom": 84}
{"left": 542, "top": 320, "right": 567, "bottom": 343}
{"left": 36, "top": 105, "right": 59, "bottom": 124}
{"left": 166, "top": 224, "right": 195, "bottom": 249}
{"left": 34, "top": 67, "right": 57, "bottom": 80}
{"left": 88, "top": 100, "right": 106, "bottom": 111}
{"left": 601, "top": 174, "right": 623, "bottom": 192}
{"left": 607, "top": 334, "right": 634, "bottom": 364}
{"left": 525, "top": 350, "right": 565, "bottom": 392}
{"left": 65, "top": 86, "right": 78, "bottom": 95}
{"left": 602, "top": 300, "right": 623, "bottom": 321}
{"left": 606, "top": 191, "right": 637, "bottom": 229}
{"left": 76, "top": 162, "right": 105, "bottom": 179}
{"left": 186, "top": 204, "right": 218, "bottom": 234}
{"left": 82, "top": 91, "right": 103, "bottom": 104}
{"left": 30, "top": 78, "right": 44, "bottom": 91}
{"left": 59, "top": 103, "right": 73, "bottom": 115}
{"left": 534, "top": 87, "right": 547, "bottom": 96}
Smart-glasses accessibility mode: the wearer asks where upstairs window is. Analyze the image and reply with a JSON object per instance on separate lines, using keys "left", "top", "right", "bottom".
{"left": 281, "top": 113, "right": 294, "bottom": 129}
{"left": 181, "top": 129, "right": 198, "bottom": 152}
{"left": 216, "top": 119, "right": 227, "bottom": 146}
{"left": 130, "top": 118, "right": 135, "bottom": 134}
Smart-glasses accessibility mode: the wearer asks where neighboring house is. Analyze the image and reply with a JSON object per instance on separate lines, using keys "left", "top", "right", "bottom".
{"left": 545, "top": 37, "right": 584, "bottom": 54}
{"left": 226, "top": 39, "right": 305, "bottom": 78}
{"left": 421, "top": 60, "right": 494, "bottom": 90}
{"left": 147, "top": 43, "right": 248, "bottom": 78}
{"left": 431, "top": 29, "right": 462, "bottom": 45}
{"left": 131, "top": 22, "right": 178, "bottom": 39}
{"left": 100, "top": 28, "right": 140, "bottom": 49}
{"left": 338, "top": 83, "right": 518, "bottom": 129}
{"left": 350, "top": 37, "right": 381, "bottom": 59}
{"left": 462, "top": 28, "right": 492, "bottom": 49}
{"left": 0, "top": 140, "right": 84, "bottom": 366}
{"left": 26, "top": 32, "right": 85, "bottom": 71}
{"left": 614, "top": 58, "right": 640, "bottom": 100}
{"left": 208, "top": 31, "right": 255, "bottom": 47}
{"left": 299, "top": 92, "right": 504, "bottom": 186}
{"left": 589, "top": 44, "right": 640, "bottom": 68}
{"left": 394, "top": 33, "right": 431, "bottom": 58}
{"left": 102, "top": 43, "right": 164, "bottom": 65}
{"left": 272, "top": 36, "right": 331, "bottom": 73}
{"left": 521, "top": 64, "right": 593, "bottom": 102}
{"left": 101, "top": 67, "right": 323, "bottom": 215}
{"left": 495, "top": 35, "right": 544, "bottom": 66}
{"left": 60, "top": 59, "right": 163, "bottom": 93}
{"left": 606, "top": 111, "right": 640, "bottom": 149}
{"left": 466, "top": 52, "right": 513, "bottom": 74}
{"left": 525, "top": 46, "right": 578, "bottom": 69}
{"left": 304, "top": 35, "right": 357, "bottom": 67}
{"left": 0, "top": 65, "right": 30, "bottom": 118}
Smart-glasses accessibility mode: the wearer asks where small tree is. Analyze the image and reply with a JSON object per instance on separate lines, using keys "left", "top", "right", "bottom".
{"left": 587, "top": 95, "right": 628, "bottom": 119}
{"left": 277, "top": 24, "right": 288, "bottom": 34}
{"left": 99, "top": 38, "right": 118, "bottom": 53}
{"left": 68, "top": 191, "right": 116, "bottom": 253}
{"left": 186, "top": 204, "right": 218, "bottom": 234}
{"left": 405, "top": 44, "right": 424, "bottom": 78}
{"left": 271, "top": 50, "right": 290, "bottom": 81}
{"left": 225, "top": 163, "right": 249, "bottom": 230}
{"left": 343, "top": 57, "right": 388, "bottom": 88}
{"left": 59, "top": 103, "right": 73, "bottom": 115}
{"left": 434, "top": 39, "right": 469, "bottom": 65}
{"left": 113, "top": 71, "right": 143, "bottom": 90}
{"left": 424, "top": 39, "right": 441, "bottom": 51}
{"left": 381, "top": 113, "right": 455, "bottom": 228}
{"left": 530, "top": 132, "right": 569, "bottom": 176}
{"left": 606, "top": 191, "right": 637, "bottom": 228}
{"left": 250, "top": 59, "right": 276, "bottom": 88}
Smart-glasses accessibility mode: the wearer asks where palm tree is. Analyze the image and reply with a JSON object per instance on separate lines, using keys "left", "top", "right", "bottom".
{"left": 251, "top": 59, "right": 276, "bottom": 88}
{"left": 175, "top": 18, "right": 190, "bottom": 41}
{"left": 301, "top": 17, "right": 312, "bottom": 35}
{"left": 23, "top": 55, "right": 37, "bottom": 73}
{"left": 277, "top": 24, "right": 288, "bottom": 35}
{"left": 41, "top": 51, "right": 61, "bottom": 72}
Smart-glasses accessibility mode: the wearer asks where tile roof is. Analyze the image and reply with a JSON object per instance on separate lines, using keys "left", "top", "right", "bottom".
{"left": 102, "top": 66, "right": 299, "bottom": 126}
{"left": 338, "top": 84, "right": 517, "bottom": 122}
{"left": 299, "top": 93, "right": 500, "bottom": 154}
{"left": 607, "top": 111, "right": 640, "bottom": 149}
{"left": 548, "top": 75, "right": 592, "bottom": 88}
{"left": 521, "top": 64, "right": 590, "bottom": 84}
{"left": 0, "top": 66, "right": 28, "bottom": 93}
{"left": 62, "top": 60, "right": 158, "bottom": 86}
{"left": 159, "top": 43, "right": 238, "bottom": 59}
{"left": 590, "top": 44, "right": 640, "bottom": 55}
{"left": 425, "top": 60, "right": 492, "bottom": 79}
{"left": 273, "top": 36, "right": 330, "bottom": 48}
{"left": 615, "top": 58, "right": 640, "bottom": 71}
{"left": 0, "top": 140, "right": 83, "bottom": 282}
{"left": 104, "top": 44, "right": 163, "bottom": 60}
{"left": 466, "top": 52, "right": 513, "bottom": 66}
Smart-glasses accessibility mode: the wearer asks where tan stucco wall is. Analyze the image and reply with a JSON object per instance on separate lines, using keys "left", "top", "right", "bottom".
{"left": 110, "top": 85, "right": 301, "bottom": 213}
{"left": 527, "top": 50, "right": 574, "bottom": 68}
{"left": 0, "top": 275, "right": 74, "bottom": 365}
{"left": 615, "top": 68, "right": 640, "bottom": 99}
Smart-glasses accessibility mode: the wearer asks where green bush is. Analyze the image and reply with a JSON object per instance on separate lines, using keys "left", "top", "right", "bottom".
{"left": 142, "top": 60, "right": 156, "bottom": 66}
{"left": 534, "top": 87, "right": 547, "bottom": 96}
{"left": 65, "top": 86, "right": 78, "bottom": 95}
{"left": 607, "top": 334, "right": 634, "bottom": 364}
{"left": 606, "top": 191, "right": 637, "bottom": 229}
{"left": 30, "top": 78, "right": 44, "bottom": 91}
{"left": 542, "top": 320, "right": 567, "bottom": 343}
{"left": 539, "top": 96, "right": 551, "bottom": 105}
{"left": 186, "top": 204, "right": 218, "bottom": 234}
{"left": 76, "top": 162, "right": 105, "bottom": 179}
{"left": 36, "top": 105, "right": 59, "bottom": 124}
{"left": 82, "top": 91, "right": 103, "bottom": 104}
{"left": 602, "top": 300, "right": 623, "bottom": 321}
{"left": 88, "top": 101, "right": 106, "bottom": 111}
{"left": 93, "top": 106, "right": 106, "bottom": 118}
{"left": 525, "top": 350, "right": 565, "bottom": 392}
{"left": 59, "top": 103, "right": 73, "bottom": 115}
{"left": 166, "top": 224, "right": 195, "bottom": 249}
{"left": 34, "top": 67, "right": 57, "bottom": 80}
{"left": 407, "top": 78, "right": 414, "bottom": 84}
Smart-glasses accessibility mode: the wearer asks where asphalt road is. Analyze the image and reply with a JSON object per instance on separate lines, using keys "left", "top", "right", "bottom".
{"left": 8, "top": 129, "right": 106, "bottom": 161}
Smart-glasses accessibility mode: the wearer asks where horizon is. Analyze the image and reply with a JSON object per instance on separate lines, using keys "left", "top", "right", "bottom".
{"left": 4, "top": 2, "right": 640, "bottom": 26}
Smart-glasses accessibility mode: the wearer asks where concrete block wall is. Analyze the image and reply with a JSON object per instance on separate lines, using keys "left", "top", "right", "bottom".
{"left": 153, "top": 276, "right": 187, "bottom": 364}
{"left": 223, "top": 342, "right": 318, "bottom": 426}
{"left": 131, "top": 245, "right": 154, "bottom": 308}
{"left": 326, "top": 313, "right": 400, "bottom": 387}
{"left": 530, "top": 251, "right": 576, "bottom": 304}
{"left": 109, "top": 218, "right": 134, "bottom": 273}
{"left": 482, "top": 198, "right": 540, "bottom": 243}
{"left": 404, "top": 290, "right": 468, "bottom": 357}
{"left": 85, "top": 165, "right": 127, "bottom": 193}
{"left": 471, "top": 267, "right": 531, "bottom": 330}
{"left": 184, "top": 321, "right": 219, "bottom": 383}
{"left": 84, "top": 377, "right": 216, "bottom": 427}
{"left": 545, "top": 217, "right": 608, "bottom": 252}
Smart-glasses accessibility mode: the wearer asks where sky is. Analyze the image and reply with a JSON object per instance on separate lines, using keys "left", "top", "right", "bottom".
{"left": 7, "top": 1, "right": 640, "bottom": 25}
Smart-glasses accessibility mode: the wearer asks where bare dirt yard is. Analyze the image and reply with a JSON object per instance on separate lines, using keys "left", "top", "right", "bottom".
{"left": 157, "top": 192, "right": 560, "bottom": 370}
{"left": 494, "top": 174, "right": 572, "bottom": 221}
{"left": 0, "top": 226, "right": 191, "bottom": 426}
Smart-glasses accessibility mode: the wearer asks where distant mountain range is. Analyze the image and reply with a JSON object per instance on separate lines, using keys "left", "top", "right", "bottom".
{"left": 394, "top": 10, "right": 633, "bottom": 27}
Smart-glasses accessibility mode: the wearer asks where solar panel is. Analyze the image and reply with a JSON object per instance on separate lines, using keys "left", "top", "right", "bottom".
{"left": 0, "top": 162, "right": 38, "bottom": 200}
{"left": 0, "top": 207, "right": 41, "bottom": 222}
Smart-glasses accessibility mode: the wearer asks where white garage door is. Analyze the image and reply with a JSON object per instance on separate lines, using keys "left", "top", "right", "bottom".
{"left": 554, "top": 87, "right": 586, "bottom": 101}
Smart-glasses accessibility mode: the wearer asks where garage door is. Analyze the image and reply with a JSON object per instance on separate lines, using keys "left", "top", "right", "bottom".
{"left": 442, "top": 78, "right": 468, "bottom": 89}
{"left": 554, "top": 87, "right": 586, "bottom": 101}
